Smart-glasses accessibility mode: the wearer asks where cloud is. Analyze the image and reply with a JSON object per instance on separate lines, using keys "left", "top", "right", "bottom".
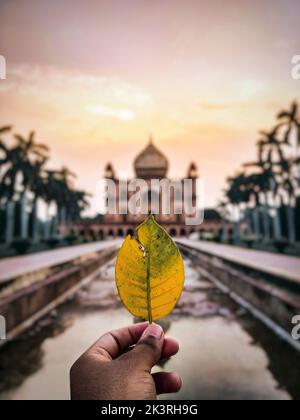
{"left": 236, "top": 79, "right": 266, "bottom": 100}
{"left": 201, "top": 102, "right": 233, "bottom": 110}
{"left": 200, "top": 79, "right": 267, "bottom": 112}
{"left": 0, "top": 64, "right": 151, "bottom": 110}
{"left": 86, "top": 104, "right": 135, "bottom": 121}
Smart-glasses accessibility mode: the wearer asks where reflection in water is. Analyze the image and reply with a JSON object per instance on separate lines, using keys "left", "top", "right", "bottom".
{"left": 239, "top": 318, "right": 300, "bottom": 400}
{"left": 0, "top": 258, "right": 299, "bottom": 400}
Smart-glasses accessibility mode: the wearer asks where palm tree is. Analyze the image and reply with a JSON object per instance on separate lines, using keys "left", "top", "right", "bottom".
{"left": 54, "top": 166, "right": 76, "bottom": 227}
{"left": 248, "top": 175, "right": 262, "bottom": 241}
{"left": 43, "top": 170, "right": 62, "bottom": 239}
{"left": 277, "top": 101, "right": 300, "bottom": 188}
{"left": 1, "top": 126, "right": 91, "bottom": 245}
{"left": 262, "top": 116, "right": 300, "bottom": 243}
{"left": 0, "top": 126, "right": 14, "bottom": 243}
{"left": 217, "top": 200, "right": 230, "bottom": 242}
{"left": 0, "top": 141, "right": 24, "bottom": 200}
{"left": 43, "top": 167, "right": 78, "bottom": 237}
{"left": 13, "top": 131, "right": 49, "bottom": 191}
{"left": 28, "top": 156, "right": 49, "bottom": 241}
{"left": 225, "top": 173, "right": 248, "bottom": 242}
{"left": 277, "top": 101, "right": 300, "bottom": 156}
{"left": 275, "top": 156, "right": 297, "bottom": 243}
{"left": 221, "top": 101, "right": 300, "bottom": 248}
{"left": 228, "top": 172, "right": 261, "bottom": 242}
{"left": 1, "top": 130, "right": 49, "bottom": 200}
{"left": 13, "top": 131, "right": 49, "bottom": 239}
{"left": 66, "top": 190, "right": 90, "bottom": 229}
{"left": 257, "top": 125, "right": 283, "bottom": 164}
{"left": 0, "top": 127, "right": 23, "bottom": 242}
{"left": 0, "top": 125, "right": 12, "bottom": 135}
{"left": 0, "top": 125, "right": 12, "bottom": 174}
{"left": 242, "top": 159, "right": 273, "bottom": 243}
{"left": 245, "top": 126, "right": 286, "bottom": 242}
{"left": 0, "top": 126, "right": 12, "bottom": 199}
{"left": 0, "top": 129, "right": 50, "bottom": 241}
{"left": 14, "top": 131, "right": 49, "bottom": 160}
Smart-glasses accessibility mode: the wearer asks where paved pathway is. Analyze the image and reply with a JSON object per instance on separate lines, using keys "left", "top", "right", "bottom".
{"left": 1, "top": 238, "right": 300, "bottom": 286}
{"left": 177, "top": 239, "right": 300, "bottom": 284}
{"left": 0, "top": 240, "right": 121, "bottom": 284}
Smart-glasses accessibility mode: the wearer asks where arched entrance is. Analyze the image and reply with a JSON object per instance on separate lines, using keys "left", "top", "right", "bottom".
{"left": 117, "top": 228, "right": 124, "bottom": 237}
{"left": 108, "top": 229, "right": 115, "bottom": 238}
{"left": 89, "top": 229, "right": 96, "bottom": 240}
{"left": 126, "top": 228, "right": 134, "bottom": 237}
{"left": 180, "top": 228, "right": 186, "bottom": 237}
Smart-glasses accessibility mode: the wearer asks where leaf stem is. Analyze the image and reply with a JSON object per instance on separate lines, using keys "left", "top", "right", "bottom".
{"left": 146, "top": 246, "right": 152, "bottom": 323}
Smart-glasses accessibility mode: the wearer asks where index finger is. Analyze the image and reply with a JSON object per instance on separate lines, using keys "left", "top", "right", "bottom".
{"left": 88, "top": 322, "right": 149, "bottom": 361}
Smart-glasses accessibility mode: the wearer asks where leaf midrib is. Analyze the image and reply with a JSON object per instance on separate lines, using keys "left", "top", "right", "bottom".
{"left": 146, "top": 245, "right": 152, "bottom": 323}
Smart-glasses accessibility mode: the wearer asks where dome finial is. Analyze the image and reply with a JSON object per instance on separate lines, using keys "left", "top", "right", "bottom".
{"left": 149, "top": 133, "right": 153, "bottom": 145}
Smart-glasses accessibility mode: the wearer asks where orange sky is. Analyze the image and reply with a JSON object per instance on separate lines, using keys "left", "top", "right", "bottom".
{"left": 0, "top": 0, "right": 299, "bottom": 215}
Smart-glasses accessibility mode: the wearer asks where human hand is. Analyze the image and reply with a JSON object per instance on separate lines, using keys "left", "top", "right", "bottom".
{"left": 70, "top": 322, "right": 182, "bottom": 400}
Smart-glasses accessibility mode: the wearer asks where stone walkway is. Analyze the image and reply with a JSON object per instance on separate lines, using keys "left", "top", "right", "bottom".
{"left": 0, "top": 240, "right": 121, "bottom": 284}
{"left": 1, "top": 238, "right": 300, "bottom": 286}
{"left": 177, "top": 239, "right": 300, "bottom": 284}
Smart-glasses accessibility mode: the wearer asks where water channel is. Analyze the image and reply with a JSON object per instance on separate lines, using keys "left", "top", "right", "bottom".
{"left": 0, "top": 258, "right": 299, "bottom": 400}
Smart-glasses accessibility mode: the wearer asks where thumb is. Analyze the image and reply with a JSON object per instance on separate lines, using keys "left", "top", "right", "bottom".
{"left": 128, "top": 323, "right": 164, "bottom": 371}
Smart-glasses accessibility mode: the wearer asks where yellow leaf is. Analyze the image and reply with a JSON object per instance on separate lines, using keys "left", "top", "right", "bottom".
{"left": 115, "top": 215, "right": 185, "bottom": 322}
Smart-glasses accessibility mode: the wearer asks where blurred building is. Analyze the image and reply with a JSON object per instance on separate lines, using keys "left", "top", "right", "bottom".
{"left": 72, "top": 137, "right": 222, "bottom": 239}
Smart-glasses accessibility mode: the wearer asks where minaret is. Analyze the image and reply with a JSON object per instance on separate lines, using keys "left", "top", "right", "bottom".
{"left": 104, "top": 162, "right": 116, "bottom": 180}
{"left": 187, "top": 162, "right": 198, "bottom": 179}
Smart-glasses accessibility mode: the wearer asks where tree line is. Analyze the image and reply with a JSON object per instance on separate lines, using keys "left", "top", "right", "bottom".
{"left": 0, "top": 127, "right": 89, "bottom": 245}
{"left": 219, "top": 101, "right": 300, "bottom": 249}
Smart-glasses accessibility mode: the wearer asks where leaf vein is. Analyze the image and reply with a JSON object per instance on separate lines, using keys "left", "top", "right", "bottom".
{"left": 152, "top": 286, "right": 179, "bottom": 301}
{"left": 151, "top": 277, "right": 174, "bottom": 291}
{"left": 152, "top": 299, "right": 177, "bottom": 311}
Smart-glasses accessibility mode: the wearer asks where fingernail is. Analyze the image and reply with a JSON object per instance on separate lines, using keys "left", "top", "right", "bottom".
{"left": 142, "top": 323, "right": 163, "bottom": 339}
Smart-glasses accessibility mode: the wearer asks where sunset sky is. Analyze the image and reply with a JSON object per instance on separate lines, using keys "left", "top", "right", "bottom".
{"left": 0, "top": 0, "right": 299, "bottom": 214}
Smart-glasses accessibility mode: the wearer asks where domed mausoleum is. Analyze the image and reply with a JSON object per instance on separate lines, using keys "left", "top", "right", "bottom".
{"left": 69, "top": 136, "right": 223, "bottom": 239}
